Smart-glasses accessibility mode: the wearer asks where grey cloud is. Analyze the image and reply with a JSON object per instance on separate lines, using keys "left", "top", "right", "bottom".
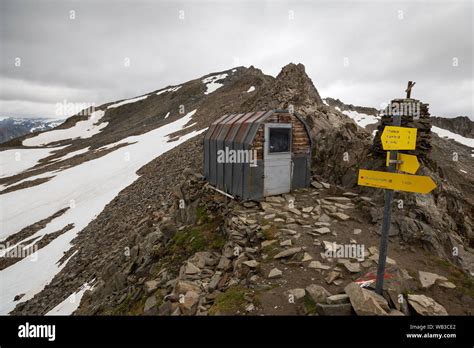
{"left": 0, "top": 0, "right": 472, "bottom": 119}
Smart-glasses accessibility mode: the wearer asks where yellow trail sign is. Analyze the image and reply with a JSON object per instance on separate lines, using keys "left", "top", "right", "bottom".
{"left": 381, "top": 126, "right": 417, "bottom": 150}
{"left": 386, "top": 152, "right": 420, "bottom": 174}
{"left": 358, "top": 169, "right": 436, "bottom": 194}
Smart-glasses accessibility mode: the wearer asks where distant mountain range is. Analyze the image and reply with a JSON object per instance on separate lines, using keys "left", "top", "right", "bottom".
{"left": 0, "top": 117, "right": 63, "bottom": 144}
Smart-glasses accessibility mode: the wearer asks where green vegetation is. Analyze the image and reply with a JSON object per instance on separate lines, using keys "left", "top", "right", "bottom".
{"left": 303, "top": 295, "right": 317, "bottom": 315}
{"left": 209, "top": 286, "right": 249, "bottom": 315}
{"left": 171, "top": 218, "right": 225, "bottom": 256}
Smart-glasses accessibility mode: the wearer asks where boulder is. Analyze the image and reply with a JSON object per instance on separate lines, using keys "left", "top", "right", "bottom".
{"left": 305, "top": 284, "right": 331, "bottom": 303}
{"left": 273, "top": 247, "right": 302, "bottom": 259}
{"left": 316, "top": 303, "right": 353, "bottom": 316}
{"left": 418, "top": 271, "right": 448, "bottom": 288}
{"left": 344, "top": 282, "right": 388, "bottom": 316}
{"left": 268, "top": 268, "right": 283, "bottom": 279}
{"left": 407, "top": 294, "right": 448, "bottom": 316}
{"left": 327, "top": 294, "right": 350, "bottom": 305}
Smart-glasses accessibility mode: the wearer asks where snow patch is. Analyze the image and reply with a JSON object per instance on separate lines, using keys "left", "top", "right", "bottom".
{"left": 0, "top": 147, "right": 66, "bottom": 178}
{"left": 431, "top": 126, "right": 474, "bottom": 148}
{"left": 246, "top": 86, "right": 255, "bottom": 93}
{"left": 156, "top": 86, "right": 182, "bottom": 96}
{"left": 22, "top": 111, "right": 108, "bottom": 147}
{"left": 46, "top": 280, "right": 95, "bottom": 315}
{"left": 0, "top": 112, "right": 206, "bottom": 315}
{"left": 108, "top": 95, "right": 148, "bottom": 109}
{"left": 164, "top": 112, "right": 170, "bottom": 119}
{"left": 202, "top": 73, "right": 228, "bottom": 95}
{"left": 342, "top": 110, "right": 380, "bottom": 128}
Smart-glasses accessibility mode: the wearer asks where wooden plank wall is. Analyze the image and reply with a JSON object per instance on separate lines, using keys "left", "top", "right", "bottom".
{"left": 250, "top": 113, "right": 310, "bottom": 160}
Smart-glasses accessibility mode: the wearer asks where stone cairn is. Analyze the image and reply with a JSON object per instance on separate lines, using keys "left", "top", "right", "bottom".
{"left": 372, "top": 97, "right": 432, "bottom": 159}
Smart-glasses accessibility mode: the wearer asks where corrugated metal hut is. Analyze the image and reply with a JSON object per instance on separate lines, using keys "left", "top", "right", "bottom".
{"left": 203, "top": 110, "right": 312, "bottom": 200}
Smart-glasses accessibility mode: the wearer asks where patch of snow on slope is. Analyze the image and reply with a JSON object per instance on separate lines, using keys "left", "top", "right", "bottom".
{"left": 46, "top": 280, "right": 94, "bottom": 315}
{"left": 246, "top": 86, "right": 255, "bottom": 93}
{"left": 202, "top": 73, "right": 228, "bottom": 95}
{"left": 156, "top": 86, "right": 182, "bottom": 96}
{"left": 322, "top": 99, "right": 329, "bottom": 106}
{"left": 0, "top": 147, "right": 66, "bottom": 178}
{"left": 341, "top": 110, "right": 379, "bottom": 128}
{"left": 431, "top": 126, "right": 474, "bottom": 148}
{"left": 164, "top": 112, "right": 170, "bottom": 119}
{"left": 22, "top": 111, "right": 108, "bottom": 147}
{"left": 108, "top": 95, "right": 148, "bottom": 109}
{"left": 0, "top": 112, "right": 206, "bottom": 315}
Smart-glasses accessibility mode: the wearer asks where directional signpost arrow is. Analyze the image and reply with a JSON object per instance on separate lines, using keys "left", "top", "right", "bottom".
{"left": 385, "top": 152, "right": 420, "bottom": 174}
{"left": 358, "top": 169, "right": 436, "bottom": 194}
{"left": 381, "top": 126, "right": 417, "bottom": 150}
{"left": 358, "top": 81, "right": 438, "bottom": 295}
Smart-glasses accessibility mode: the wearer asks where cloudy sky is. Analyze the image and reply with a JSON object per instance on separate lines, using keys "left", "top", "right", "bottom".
{"left": 0, "top": 0, "right": 472, "bottom": 119}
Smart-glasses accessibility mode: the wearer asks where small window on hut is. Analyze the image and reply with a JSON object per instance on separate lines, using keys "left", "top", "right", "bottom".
{"left": 268, "top": 127, "right": 291, "bottom": 153}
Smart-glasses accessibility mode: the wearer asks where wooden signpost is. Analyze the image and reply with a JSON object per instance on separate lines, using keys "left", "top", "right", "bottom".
{"left": 358, "top": 81, "right": 436, "bottom": 294}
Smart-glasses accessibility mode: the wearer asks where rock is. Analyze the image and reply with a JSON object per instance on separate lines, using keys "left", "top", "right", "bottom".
{"left": 144, "top": 280, "right": 159, "bottom": 294}
{"left": 266, "top": 196, "right": 284, "bottom": 203}
{"left": 318, "top": 214, "right": 331, "bottom": 222}
{"left": 208, "top": 271, "right": 222, "bottom": 291}
{"left": 243, "top": 260, "right": 259, "bottom": 268}
{"left": 320, "top": 182, "right": 330, "bottom": 189}
{"left": 438, "top": 281, "right": 456, "bottom": 289}
{"left": 179, "top": 290, "right": 200, "bottom": 315}
{"left": 325, "top": 271, "right": 340, "bottom": 284}
{"left": 289, "top": 288, "right": 306, "bottom": 300}
{"left": 308, "top": 261, "right": 331, "bottom": 270}
{"left": 288, "top": 208, "right": 302, "bottom": 216}
{"left": 143, "top": 295, "right": 158, "bottom": 314}
{"left": 160, "top": 221, "right": 177, "bottom": 240}
{"left": 316, "top": 303, "right": 353, "bottom": 316}
{"left": 302, "top": 252, "right": 313, "bottom": 261}
{"left": 245, "top": 303, "right": 255, "bottom": 312}
{"left": 325, "top": 196, "right": 352, "bottom": 202}
{"left": 302, "top": 206, "right": 314, "bottom": 213}
{"left": 280, "top": 228, "right": 297, "bottom": 235}
{"left": 388, "top": 309, "right": 405, "bottom": 316}
{"left": 260, "top": 202, "right": 273, "bottom": 211}
{"left": 273, "top": 247, "right": 302, "bottom": 259}
{"left": 330, "top": 212, "right": 350, "bottom": 221}
{"left": 305, "top": 284, "right": 331, "bottom": 303}
{"left": 327, "top": 294, "right": 350, "bottom": 305}
{"left": 315, "top": 227, "right": 331, "bottom": 234}
{"left": 13, "top": 294, "right": 25, "bottom": 301}
{"left": 338, "top": 259, "right": 361, "bottom": 273}
{"left": 264, "top": 214, "right": 276, "bottom": 220}
{"left": 261, "top": 239, "right": 277, "bottom": 248}
{"left": 311, "top": 181, "right": 323, "bottom": 189}
{"left": 283, "top": 194, "right": 295, "bottom": 203}
{"left": 418, "top": 271, "right": 448, "bottom": 288}
{"left": 314, "top": 222, "right": 331, "bottom": 227}
{"left": 280, "top": 239, "right": 292, "bottom": 247}
{"left": 353, "top": 229, "right": 362, "bottom": 235}
{"left": 175, "top": 280, "right": 201, "bottom": 295}
{"left": 217, "top": 256, "right": 231, "bottom": 270}
{"left": 268, "top": 268, "right": 283, "bottom": 279}
{"left": 407, "top": 294, "right": 448, "bottom": 316}
{"left": 185, "top": 262, "right": 201, "bottom": 275}
{"left": 343, "top": 192, "right": 358, "bottom": 198}
{"left": 344, "top": 282, "right": 388, "bottom": 316}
